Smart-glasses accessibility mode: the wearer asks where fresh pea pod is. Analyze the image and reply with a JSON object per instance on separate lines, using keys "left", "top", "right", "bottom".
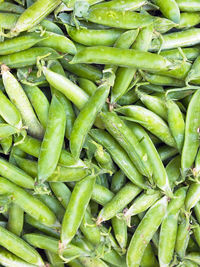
{"left": 166, "top": 155, "right": 181, "bottom": 189}
{"left": 160, "top": 47, "right": 200, "bottom": 61}
{"left": 116, "top": 105, "right": 176, "bottom": 147}
{"left": 0, "top": 136, "right": 12, "bottom": 155}
{"left": 111, "top": 216, "right": 127, "bottom": 250}
{"left": 0, "top": 2, "right": 24, "bottom": 13}
{"left": 185, "top": 183, "right": 200, "bottom": 211}
{"left": 50, "top": 182, "right": 71, "bottom": 209}
{"left": 0, "top": 12, "right": 19, "bottom": 30}
{"left": 127, "top": 196, "right": 168, "bottom": 267}
{"left": 45, "top": 250, "right": 64, "bottom": 267}
{"left": 77, "top": 78, "right": 97, "bottom": 96}
{"left": 185, "top": 253, "right": 200, "bottom": 265}
{"left": 97, "top": 182, "right": 142, "bottom": 224}
{"left": 91, "top": 0, "right": 147, "bottom": 11}
{"left": 111, "top": 170, "right": 126, "bottom": 193}
{"left": 89, "top": 129, "right": 147, "bottom": 189}
{"left": 83, "top": 7, "right": 154, "bottom": 29}
{"left": 176, "top": 0, "right": 200, "bottom": 12}
{"left": 70, "top": 82, "right": 110, "bottom": 159}
{"left": 158, "top": 145, "right": 178, "bottom": 162}
{"left": 7, "top": 203, "right": 23, "bottom": 237}
{"left": 38, "top": 95, "right": 66, "bottom": 187}
{"left": 177, "top": 12, "right": 200, "bottom": 29}
{"left": 0, "top": 123, "right": 20, "bottom": 139}
{"left": 92, "top": 183, "right": 114, "bottom": 206}
{"left": 167, "top": 99, "right": 185, "bottom": 152}
{"left": 186, "top": 56, "right": 200, "bottom": 84}
{"left": 61, "top": 174, "right": 96, "bottom": 248}
{"left": 181, "top": 89, "right": 200, "bottom": 173}
{"left": 11, "top": 0, "right": 61, "bottom": 35}
{"left": 1, "top": 64, "right": 44, "bottom": 139}
{"left": 153, "top": 17, "right": 176, "bottom": 33}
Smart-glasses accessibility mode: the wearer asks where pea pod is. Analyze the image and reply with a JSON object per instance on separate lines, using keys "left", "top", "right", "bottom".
{"left": 186, "top": 55, "right": 200, "bottom": 84}
{"left": 185, "top": 253, "right": 200, "bottom": 265}
{"left": 166, "top": 155, "right": 181, "bottom": 189}
{"left": 111, "top": 170, "right": 126, "bottom": 193}
{"left": 78, "top": 78, "right": 97, "bottom": 96}
{"left": 111, "top": 216, "right": 127, "bottom": 250}
{"left": 160, "top": 47, "right": 200, "bottom": 61}
{"left": 158, "top": 145, "right": 178, "bottom": 162}
{"left": 91, "top": 0, "right": 147, "bottom": 11}
{"left": 0, "top": 2, "right": 24, "bottom": 13}
{"left": 0, "top": 12, "right": 19, "bottom": 30}
{"left": 177, "top": 12, "right": 200, "bottom": 29}
{"left": 7, "top": 203, "right": 23, "bottom": 237}
{"left": 176, "top": 0, "right": 200, "bottom": 12}
{"left": 185, "top": 183, "right": 200, "bottom": 211}
{"left": 45, "top": 250, "right": 64, "bottom": 267}
{"left": 127, "top": 196, "right": 168, "bottom": 267}
{"left": 92, "top": 183, "right": 114, "bottom": 206}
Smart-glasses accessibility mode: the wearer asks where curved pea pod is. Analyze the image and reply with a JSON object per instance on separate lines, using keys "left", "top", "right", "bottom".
{"left": 181, "top": 89, "right": 200, "bottom": 173}
{"left": 153, "top": 17, "right": 176, "bottom": 33}
{"left": 100, "top": 111, "right": 152, "bottom": 178}
{"left": 78, "top": 78, "right": 97, "bottom": 96}
{"left": 49, "top": 60, "right": 75, "bottom": 139}
{"left": 60, "top": 55, "right": 102, "bottom": 82}
{"left": 42, "top": 66, "right": 89, "bottom": 110}
{"left": 66, "top": 25, "right": 123, "bottom": 46}
{"left": 141, "top": 243, "right": 159, "bottom": 267}
{"left": 175, "top": 212, "right": 191, "bottom": 259}
{"left": 160, "top": 47, "right": 200, "bottom": 61}
{"left": 111, "top": 24, "right": 153, "bottom": 103}
{"left": 177, "top": 12, "right": 200, "bottom": 29}
{"left": 71, "top": 46, "right": 173, "bottom": 72}
{"left": 167, "top": 100, "right": 185, "bottom": 152}
{"left": 192, "top": 218, "right": 200, "bottom": 247}
{"left": 97, "top": 182, "right": 142, "bottom": 224}
{"left": 186, "top": 56, "right": 200, "bottom": 85}
{"left": 0, "top": 226, "right": 44, "bottom": 266}
{"left": 0, "top": 177, "right": 59, "bottom": 227}
{"left": 80, "top": 206, "right": 101, "bottom": 246}
{"left": 0, "top": 2, "right": 24, "bottom": 13}
{"left": 10, "top": 0, "right": 61, "bottom": 35}
{"left": 91, "top": 0, "right": 147, "bottom": 11}
{"left": 83, "top": 7, "right": 154, "bottom": 29}
{"left": 185, "top": 183, "right": 200, "bottom": 211}
{"left": 92, "top": 183, "right": 114, "bottom": 205}
{"left": 176, "top": 0, "right": 200, "bottom": 12}
{"left": 23, "top": 84, "right": 49, "bottom": 129}
{"left": 89, "top": 129, "right": 147, "bottom": 189}
{"left": 124, "top": 189, "right": 162, "bottom": 219}
{"left": 38, "top": 95, "right": 66, "bottom": 187}
{"left": 158, "top": 187, "right": 187, "bottom": 267}
{"left": 166, "top": 155, "right": 181, "bottom": 189}
{"left": 0, "top": 47, "right": 60, "bottom": 68}
{"left": 150, "top": 28, "right": 200, "bottom": 52}
{"left": 35, "top": 31, "right": 77, "bottom": 55}
{"left": 70, "top": 82, "right": 110, "bottom": 159}
{"left": 127, "top": 196, "right": 168, "bottom": 267}
{"left": 40, "top": 19, "right": 64, "bottom": 35}
{"left": 136, "top": 89, "right": 168, "bottom": 120}
{"left": 151, "top": 0, "right": 180, "bottom": 23}
{"left": 111, "top": 170, "right": 126, "bottom": 193}
{"left": 0, "top": 247, "right": 37, "bottom": 267}
{"left": 1, "top": 64, "right": 44, "bottom": 139}
{"left": 0, "top": 12, "right": 19, "bottom": 30}
{"left": 116, "top": 105, "right": 176, "bottom": 147}
{"left": 15, "top": 135, "right": 85, "bottom": 168}
{"left": 0, "top": 33, "right": 45, "bottom": 56}
{"left": 61, "top": 174, "right": 96, "bottom": 249}
{"left": 185, "top": 253, "right": 200, "bottom": 265}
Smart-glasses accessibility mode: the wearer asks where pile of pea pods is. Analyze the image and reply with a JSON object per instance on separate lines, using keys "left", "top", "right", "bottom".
{"left": 1, "top": 0, "right": 200, "bottom": 266}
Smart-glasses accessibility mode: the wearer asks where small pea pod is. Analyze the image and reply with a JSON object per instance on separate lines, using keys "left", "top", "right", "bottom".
{"left": 7, "top": 203, "right": 23, "bottom": 237}
{"left": 0, "top": 12, "right": 18, "bottom": 30}
{"left": 185, "top": 183, "right": 200, "bottom": 211}
{"left": 158, "top": 145, "right": 178, "bottom": 162}
{"left": 177, "top": 12, "right": 200, "bottom": 29}
{"left": 194, "top": 201, "right": 200, "bottom": 224}
{"left": 50, "top": 182, "right": 71, "bottom": 209}
{"left": 160, "top": 47, "right": 200, "bottom": 61}
{"left": 181, "top": 89, "right": 200, "bottom": 173}
{"left": 92, "top": 183, "right": 114, "bottom": 206}
{"left": 97, "top": 182, "right": 142, "bottom": 224}
{"left": 111, "top": 216, "right": 127, "bottom": 250}
{"left": 0, "top": 2, "right": 24, "bottom": 13}
{"left": 1, "top": 64, "right": 44, "bottom": 139}
{"left": 70, "top": 82, "right": 110, "bottom": 159}
{"left": 166, "top": 155, "right": 181, "bottom": 189}
{"left": 186, "top": 56, "right": 200, "bottom": 85}
{"left": 176, "top": 0, "right": 200, "bottom": 12}
{"left": 91, "top": 0, "right": 147, "bottom": 11}
{"left": 126, "top": 196, "right": 168, "bottom": 267}
{"left": 78, "top": 78, "right": 97, "bottom": 96}
{"left": 0, "top": 136, "right": 12, "bottom": 155}
{"left": 167, "top": 99, "right": 185, "bottom": 152}
{"left": 61, "top": 174, "right": 96, "bottom": 249}
{"left": 89, "top": 129, "right": 147, "bottom": 189}
{"left": 45, "top": 250, "right": 64, "bottom": 267}
{"left": 111, "top": 170, "right": 126, "bottom": 193}
{"left": 11, "top": 0, "right": 61, "bottom": 35}
{"left": 38, "top": 95, "right": 66, "bottom": 188}
{"left": 158, "top": 187, "right": 187, "bottom": 267}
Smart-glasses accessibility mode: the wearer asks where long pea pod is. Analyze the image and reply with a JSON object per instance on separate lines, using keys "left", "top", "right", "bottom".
{"left": 177, "top": 12, "right": 200, "bottom": 29}
{"left": 185, "top": 183, "right": 200, "bottom": 211}
{"left": 176, "top": 0, "right": 200, "bottom": 12}
{"left": 7, "top": 203, "right": 23, "bottom": 237}
{"left": 0, "top": 2, "right": 24, "bottom": 13}
{"left": 126, "top": 196, "right": 168, "bottom": 267}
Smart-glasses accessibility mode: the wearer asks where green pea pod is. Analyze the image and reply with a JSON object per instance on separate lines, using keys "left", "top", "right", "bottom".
{"left": 176, "top": 0, "right": 200, "bottom": 12}
{"left": 70, "top": 82, "right": 110, "bottom": 159}
{"left": 192, "top": 218, "right": 200, "bottom": 247}
{"left": 84, "top": 7, "right": 154, "bottom": 29}
{"left": 50, "top": 182, "right": 71, "bottom": 209}
{"left": 167, "top": 99, "right": 185, "bottom": 152}
{"left": 92, "top": 183, "right": 114, "bottom": 205}
{"left": 7, "top": 203, "right": 23, "bottom": 237}
{"left": 61, "top": 174, "right": 96, "bottom": 248}
{"left": 60, "top": 55, "right": 102, "bottom": 82}
{"left": 0, "top": 247, "right": 37, "bottom": 267}
{"left": 42, "top": 66, "right": 89, "bottom": 110}
{"left": 158, "top": 187, "right": 187, "bottom": 266}
{"left": 111, "top": 216, "right": 127, "bottom": 250}
{"left": 177, "top": 12, "right": 200, "bottom": 29}
{"left": 114, "top": 29, "right": 139, "bottom": 49}
{"left": 166, "top": 155, "right": 181, "bottom": 189}
{"left": 0, "top": 136, "right": 12, "bottom": 155}
{"left": 194, "top": 202, "right": 200, "bottom": 224}
{"left": 91, "top": 0, "right": 147, "bottom": 11}
{"left": 111, "top": 170, "right": 126, "bottom": 193}
{"left": 160, "top": 47, "right": 200, "bottom": 61}
{"left": 66, "top": 25, "right": 123, "bottom": 46}
{"left": 150, "top": 28, "right": 200, "bottom": 52}
{"left": 15, "top": 135, "right": 85, "bottom": 168}
{"left": 80, "top": 206, "right": 101, "bottom": 246}
{"left": 0, "top": 177, "right": 58, "bottom": 227}
{"left": 185, "top": 183, "right": 200, "bottom": 211}
{"left": 11, "top": 0, "right": 61, "bottom": 35}
{"left": 23, "top": 84, "right": 49, "bottom": 129}
{"left": 152, "top": 0, "right": 180, "bottom": 23}
{"left": 0, "top": 2, "right": 24, "bottom": 13}
{"left": 0, "top": 47, "right": 60, "bottom": 68}
{"left": 38, "top": 95, "right": 66, "bottom": 186}
{"left": 175, "top": 212, "right": 190, "bottom": 259}
{"left": 40, "top": 19, "right": 64, "bottom": 35}
{"left": 154, "top": 17, "right": 176, "bottom": 33}
{"left": 97, "top": 182, "right": 142, "bottom": 224}
{"left": 158, "top": 145, "right": 178, "bottom": 162}
{"left": 186, "top": 56, "right": 200, "bottom": 84}
{"left": 0, "top": 123, "right": 19, "bottom": 139}
{"left": 1, "top": 64, "right": 44, "bottom": 139}
{"left": 89, "top": 129, "right": 147, "bottom": 189}
{"left": 127, "top": 196, "right": 168, "bottom": 267}
{"left": 185, "top": 253, "right": 200, "bottom": 265}
{"left": 181, "top": 89, "right": 200, "bottom": 173}
{"left": 116, "top": 106, "right": 176, "bottom": 147}
{"left": 0, "top": 226, "right": 44, "bottom": 266}
{"left": 141, "top": 243, "right": 159, "bottom": 267}
{"left": 71, "top": 46, "right": 173, "bottom": 72}
{"left": 45, "top": 250, "right": 64, "bottom": 267}
{"left": 0, "top": 12, "right": 18, "bottom": 30}
{"left": 79, "top": 257, "right": 108, "bottom": 267}
{"left": 78, "top": 78, "right": 97, "bottom": 96}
